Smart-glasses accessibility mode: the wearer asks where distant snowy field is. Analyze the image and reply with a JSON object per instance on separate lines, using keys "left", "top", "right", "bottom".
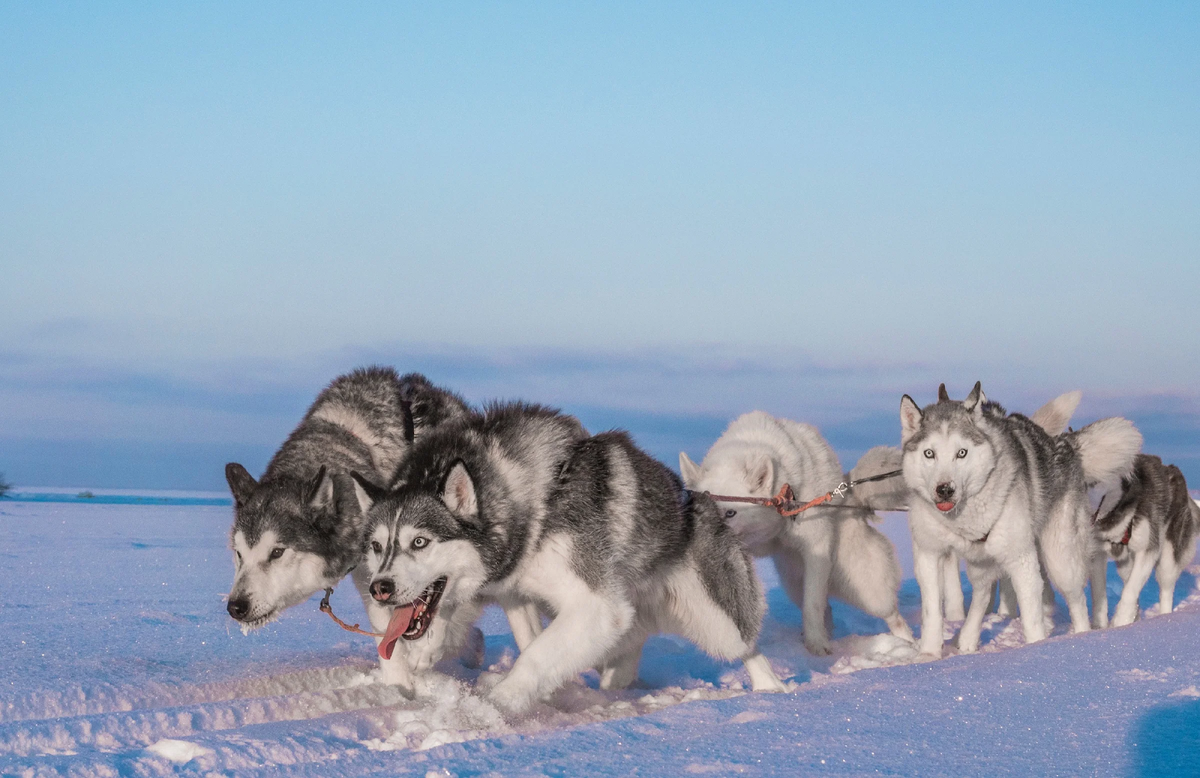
{"left": 2, "top": 497, "right": 1199, "bottom": 776}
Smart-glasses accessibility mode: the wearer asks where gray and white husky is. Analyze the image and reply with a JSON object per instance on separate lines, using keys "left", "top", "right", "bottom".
{"left": 679, "top": 411, "right": 913, "bottom": 655}
{"left": 1089, "top": 454, "right": 1199, "bottom": 627}
{"left": 223, "top": 367, "right": 470, "bottom": 689}
{"left": 900, "top": 382, "right": 1141, "bottom": 657}
{"left": 866, "top": 388, "right": 1085, "bottom": 622}
{"left": 354, "top": 405, "right": 783, "bottom": 714}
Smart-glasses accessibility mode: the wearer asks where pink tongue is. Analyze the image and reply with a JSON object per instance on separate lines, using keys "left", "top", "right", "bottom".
{"left": 379, "top": 604, "right": 416, "bottom": 660}
{"left": 936, "top": 501, "right": 956, "bottom": 512}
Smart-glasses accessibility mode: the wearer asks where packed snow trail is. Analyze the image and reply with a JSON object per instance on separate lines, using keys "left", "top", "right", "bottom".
{"left": 1, "top": 500, "right": 1197, "bottom": 776}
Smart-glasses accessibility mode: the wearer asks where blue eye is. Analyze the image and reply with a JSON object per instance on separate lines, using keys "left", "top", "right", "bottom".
{"left": 924, "top": 449, "right": 935, "bottom": 459}
{"left": 412, "top": 536, "right": 428, "bottom": 550}
{"left": 956, "top": 449, "right": 968, "bottom": 459}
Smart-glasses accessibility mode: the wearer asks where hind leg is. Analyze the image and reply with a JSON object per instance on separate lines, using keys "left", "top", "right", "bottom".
{"left": 661, "top": 565, "right": 784, "bottom": 692}
{"left": 1112, "top": 548, "right": 1157, "bottom": 627}
{"left": 1006, "top": 553, "right": 1048, "bottom": 644}
{"left": 1157, "top": 554, "right": 1179, "bottom": 616}
{"left": 956, "top": 563, "right": 999, "bottom": 654}
{"left": 942, "top": 553, "right": 965, "bottom": 621}
{"left": 1038, "top": 509, "right": 1091, "bottom": 634}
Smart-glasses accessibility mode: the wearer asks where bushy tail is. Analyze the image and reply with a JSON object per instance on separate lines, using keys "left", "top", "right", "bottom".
{"left": 1030, "top": 390, "right": 1082, "bottom": 436}
{"left": 1069, "top": 417, "right": 1142, "bottom": 486}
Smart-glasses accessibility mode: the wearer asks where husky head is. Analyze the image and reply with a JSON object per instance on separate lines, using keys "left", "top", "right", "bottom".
{"left": 679, "top": 448, "right": 786, "bottom": 548}
{"left": 900, "top": 382, "right": 998, "bottom": 518}
{"left": 224, "top": 464, "right": 363, "bottom": 629}
{"left": 351, "top": 463, "right": 489, "bottom": 660}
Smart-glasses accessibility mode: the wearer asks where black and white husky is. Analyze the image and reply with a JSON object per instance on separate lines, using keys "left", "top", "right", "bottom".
{"left": 900, "top": 382, "right": 1141, "bottom": 657}
{"left": 223, "top": 367, "right": 469, "bottom": 690}
{"left": 354, "top": 404, "right": 783, "bottom": 714}
{"left": 1089, "top": 454, "right": 1199, "bottom": 627}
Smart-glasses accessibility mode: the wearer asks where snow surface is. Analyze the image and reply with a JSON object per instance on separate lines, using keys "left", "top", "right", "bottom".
{"left": 2, "top": 500, "right": 1198, "bottom": 776}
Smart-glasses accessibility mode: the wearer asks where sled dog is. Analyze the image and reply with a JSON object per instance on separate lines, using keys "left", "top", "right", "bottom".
{"left": 867, "top": 388, "right": 1085, "bottom": 621}
{"left": 223, "top": 367, "right": 470, "bottom": 689}
{"left": 901, "top": 382, "right": 1141, "bottom": 656}
{"left": 355, "top": 407, "right": 783, "bottom": 714}
{"left": 679, "top": 411, "right": 912, "bottom": 655}
{"left": 1089, "top": 454, "right": 1199, "bottom": 627}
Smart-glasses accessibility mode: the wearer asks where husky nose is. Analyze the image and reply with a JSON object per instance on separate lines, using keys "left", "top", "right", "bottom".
{"left": 935, "top": 482, "right": 955, "bottom": 501}
{"left": 370, "top": 579, "right": 395, "bottom": 601}
{"left": 226, "top": 598, "right": 250, "bottom": 621}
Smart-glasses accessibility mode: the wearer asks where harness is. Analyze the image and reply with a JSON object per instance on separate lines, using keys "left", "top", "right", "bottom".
{"left": 702, "top": 469, "right": 907, "bottom": 521}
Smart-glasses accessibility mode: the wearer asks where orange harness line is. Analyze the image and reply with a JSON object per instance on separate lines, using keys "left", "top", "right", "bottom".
{"left": 319, "top": 587, "right": 384, "bottom": 638}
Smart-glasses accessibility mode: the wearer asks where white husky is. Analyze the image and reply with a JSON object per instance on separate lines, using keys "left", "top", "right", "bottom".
{"left": 680, "top": 411, "right": 913, "bottom": 656}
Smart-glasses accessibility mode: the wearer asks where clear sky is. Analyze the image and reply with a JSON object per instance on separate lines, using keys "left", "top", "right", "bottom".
{"left": 1, "top": 3, "right": 1198, "bottom": 488}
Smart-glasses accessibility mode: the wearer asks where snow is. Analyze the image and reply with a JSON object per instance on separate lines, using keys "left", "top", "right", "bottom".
{"left": 2, "top": 499, "right": 1198, "bottom": 776}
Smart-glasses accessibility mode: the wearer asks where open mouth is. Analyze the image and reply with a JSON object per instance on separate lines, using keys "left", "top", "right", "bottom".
{"left": 378, "top": 577, "right": 448, "bottom": 660}
{"left": 936, "top": 500, "right": 956, "bottom": 513}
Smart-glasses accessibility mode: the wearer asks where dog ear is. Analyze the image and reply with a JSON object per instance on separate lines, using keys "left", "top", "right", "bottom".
{"left": 350, "top": 471, "right": 388, "bottom": 515}
{"left": 745, "top": 454, "right": 775, "bottom": 493}
{"left": 938, "top": 383, "right": 951, "bottom": 403}
{"left": 305, "top": 466, "right": 333, "bottom": 508}
{"left": 678, "top": 452, "right": 702, "bottom": 486}
{"left": 963, "top": 381, "right": 985, "bottom": 414}
{"left": 900, "top": 395, "right": 923, "bottom": 444}
{"left": 441, "top": 461, "right": 479, "bottom": 524}
{"left": 225, "top": 463, "right": 257, "bottom": 506}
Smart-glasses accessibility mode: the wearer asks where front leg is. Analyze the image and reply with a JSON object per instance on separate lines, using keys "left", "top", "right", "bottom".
{"left": 598, "top": 633, "right": 646, "bottom": 691}
{"left": 505, "top": 602, "right": 544, "bottom": 651}
{"left": 913, "top": 546, "right": 945, "bottom": 658}
{"left": 942, "top": 552, "right": 965, "bottom": 620}
{"left": 488, "top": 594, "right": 633, "bottom": 715}
{"left": 1090, "top": 554, "right": 1110, "bottom": 628}
{"left": 1112, "top": 548, "right": 1157, "bottom": 627}
{"left": 956, "top": 563, "right": 999, "bottom": 654}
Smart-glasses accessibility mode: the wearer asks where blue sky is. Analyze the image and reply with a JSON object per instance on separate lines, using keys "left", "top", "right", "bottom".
{"left": 1, "top": 3, "right": 1198, "bottom": 489}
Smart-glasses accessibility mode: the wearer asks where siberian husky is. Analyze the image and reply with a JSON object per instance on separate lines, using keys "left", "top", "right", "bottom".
{"left": 679, "top": 411, "right": 913, "bottom": 655}
{"left": 865, "top": 388, "right": 1085, "bottom": 621}
{"left": 900, "top": 382, "right": 1141, "bottom": 656}
{"left": 354, "top": 405, "right": 783, "bottom": 714}
{"left": 1089, "top": 454, "right": 1199, "bottom": 627}
{"left": 223, "top": 367, "right": 471, "bottom": 692}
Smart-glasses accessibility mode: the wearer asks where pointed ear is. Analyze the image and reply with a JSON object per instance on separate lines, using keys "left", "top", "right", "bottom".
{"left": 350, "top": 471, "right": 388, "bottom": 515}
{"left": 745, "top": 454, "right": 775, "bottom": 493}
{"left": 441, "top": 461, "right": 479, "bottom": 523}
{"left": 225, "top": 463, "right": 257, "bottom": 506}
{"left": 679, "top": 452, "right": 702, "bottom": 486}
{"left": 305, "top": 465, "right": 333, "bottom": 508}
{"left": 964, "top": 381, "right": 985, "bottom": 413}
{"left": 900, "top": 395, "right": 923, "bottom": 445}
{"left": 938, "top": 383, "right": 950, "bottom": 403}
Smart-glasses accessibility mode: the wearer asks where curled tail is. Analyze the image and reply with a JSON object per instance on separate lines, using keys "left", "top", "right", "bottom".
{"left": 1069, "top": 417, "right": 1142, "bottom": 486}
{"left": 1030, "top": 390, "right": 1082, "bottom": 436}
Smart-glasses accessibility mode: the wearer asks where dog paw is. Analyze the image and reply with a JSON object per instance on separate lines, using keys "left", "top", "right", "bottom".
{"left": 804, "top": 637, "right": 832, "bottom": 656}
{"left": 486, "top": 680, "right": 531, "bottom": 716}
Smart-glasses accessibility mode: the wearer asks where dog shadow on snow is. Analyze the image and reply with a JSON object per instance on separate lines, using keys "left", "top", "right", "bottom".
{"left": 1129, "top": 697, "right": 1200, "bottom": 778}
